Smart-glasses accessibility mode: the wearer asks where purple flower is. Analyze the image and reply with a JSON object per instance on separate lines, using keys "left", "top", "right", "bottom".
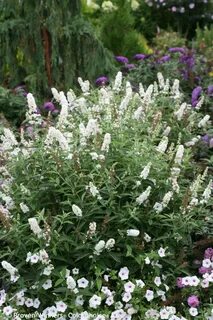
{"left": 158, "top": 55, "right": 170, "bottom": 63}
{"left": 43, "top": 101, "right": 55, "bottom": 112}
{"left": 191, "top": 86, "right": 202, "bottom": 107}
{"left": 199, "top": 266, "right": 211, "bottom": 274}
{"left": 121, "top": 64, "right": 136, "bottom": 73}
{"left": 115, "top": 56, "right": 129, "bottom": 64}
{"left": 209, "top": 138, "right": 213, "bottom": 148}
{"left": 180, "top": 54, "right": 195, "bottom": 69}
{"left": 169, "top": 47, "right": 186, "bottom": 54}
{"left": 95, "top": 76, "right": 109, "bottom": 86}
{"left": 204, "top": 247, "right": 213, "bottom": 259}
{"left": 176, "top": 277, "right": 184, "bottom": 288}
{"left": 207, "top": 85, "right": 213, "bottom": 96}
{"left": 201, "top": 134, "right": 210, "bottom": 143}
{"left": 187, "top": 295, "right": 200, "bottom": 308}
{"left": 134, "top": 54, "right": 147, "bottom": 61}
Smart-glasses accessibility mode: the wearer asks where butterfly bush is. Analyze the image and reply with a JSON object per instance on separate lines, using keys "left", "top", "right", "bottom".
{"left": 0, "top": 72, "right": 212, "bottom": 319}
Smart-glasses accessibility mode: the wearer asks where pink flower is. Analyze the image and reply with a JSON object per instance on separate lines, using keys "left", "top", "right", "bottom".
{"left": 187, "top": 295, "right": 200, "bottom": 308}
{"left": 176, "top": 277, "right": 184, "bottom": 288}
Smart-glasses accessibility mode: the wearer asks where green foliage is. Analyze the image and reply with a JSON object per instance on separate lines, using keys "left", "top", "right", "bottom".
{"left": 0, "top": 86, "right": 26, "bottom": 126}
{"left": 153, "top": 31, "right": 186, "bottom": 52}
{"left": 84, "top": 0, "right": 151, "bottom": 57}
{"left": 0, "top": 0, "right": 115, "bottom": 95}
{"left": 0, "top": 74, "right": 212, "bottom": 318}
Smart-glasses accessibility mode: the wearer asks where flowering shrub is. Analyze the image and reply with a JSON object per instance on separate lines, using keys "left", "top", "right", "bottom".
{"left": 0, "top": 73, "right": 212, "bottom": 319}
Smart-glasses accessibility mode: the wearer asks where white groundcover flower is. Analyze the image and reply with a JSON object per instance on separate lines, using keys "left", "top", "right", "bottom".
{"left": 89, "top": 294, "right": 102, "bottom": 308}
{"left": 118, "top": 267, "right": 129, "bottom": 280}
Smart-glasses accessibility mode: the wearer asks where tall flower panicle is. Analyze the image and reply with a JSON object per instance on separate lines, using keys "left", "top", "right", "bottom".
{"left": 136, "top": 186, "right": 152, "bottom": 205}
{"left": 27, "top": 93, "right": 37, "bottom": 114}
{"left": 174, "top": 145, "right": 184, "bottom": 165}
{"left": 78, "top": 77, "right": 90, "bottom": 94}
{"left": 85, "top": 119, "right": 100, "bottom": 137}
{"left": 51, "top": 88, "right": 60, "bottom": 102}
{"left": 45, "top": 127, "right": 69, "bottom": 151}
{"left": 1, "top": 128, "right": 18, "bottom": 151}
{"left": 113, "top": 71, "right": 123, "bottom": 92}
{"left": 139, "top": 83, "right": 145, "bottom": 97}
{"left": 174, "top": 103, "right": 187, "bottom": 121}
{"left": 140, "top": 162, "right": 152, "bottom": 180}
{"left": 171, "top": 79, "right": 181, "bottom": 99}
{"left": 1, "top": 261, "right": 19, "bottom": 283}
{"left": 28, "top": 218, "right": 43, "bottom": 238}
{"left": 198, "top": 115, "right": 210, "bottom": 128}
{"left": 156, "top": 136, "right": 168, "bottom": 154}
{"left": 157, "top": 72, "right": 165, "bottom": 89}
{"left": 101, "top": 133, "right": 111, "bottom": 152}
{"left": 57, "top": 104, "right": 69, "bottom": 128}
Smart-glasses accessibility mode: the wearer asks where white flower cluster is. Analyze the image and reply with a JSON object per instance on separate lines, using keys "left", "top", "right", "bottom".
{"left": 45, "top": 127, "right": 69, "bottom": 151}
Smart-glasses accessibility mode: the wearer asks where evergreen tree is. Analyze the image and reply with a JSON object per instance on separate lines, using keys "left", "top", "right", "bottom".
{"left": 0, "top": 0, "right": 114, "bottom": 94}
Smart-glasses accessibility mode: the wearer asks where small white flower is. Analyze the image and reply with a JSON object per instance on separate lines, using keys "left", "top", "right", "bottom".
{"left": 136, "top": 279, "right": 145, "bottom": 288}
{"left": 122, "top": 292, "right": 132, "bottom": 302}
{"left": 30, "top": 254, "right": 40, "bottom": 264}
{"left": 203, "top": 259, "right": 211, "bottom": 268}
{"left": 160, "top": 308, "right": 170, "bottom": 319}
{"left": 89, "top": 294, "right": 101, "bottom": 309}
{"left": 158, "top": 247, "right": 166, "bottom": 257}
{"left": 118, "top": 267, "right": 129, "bottom": 280}
{"left": 144, "top": 233, "right": 151, "bottom": 242}
{"left": 77, "top": 277, "right": 89, "bottom": 288}
{"left": 124, "top": 281, "right": 135, "bottom": 293}
{"left": 25, "top": 298, "right": 34, "bottom": 307}
{"left": 56, "top": 301, "right": 67, "bottom": 313}
{"left": 42, "top": 279, "right": 52, "bottom": 290}
{"left": 145, "top": 289, "right": 154, "bottom": 302}
{"left": 48, "top": 306, "right": 58, "bottom": 318}
{"left": 72, "top": 268, "right": 79, "bottom": 275}
{"left": 101, "top": 286, "right": 112, "bottom": 296}
{"left": 72, "top": 204, "right": 82, "bottom": 217}
{"left": 16, "top": 297, "right": 25, "bottom": 306}
{"left": 145, "top": 257, "right": 151, "bottom": 264}
{"left": 154, "top": 276, "right": 161, "bottom": 287}
{"left": 105, "top": 296, "right": 114, "bottom": 306}
{"left": 127, "top": 229, "right": 140, "bottom": 237}
{"left": 33, "top": 298, "right": 40, "bottom": 309}
{"left": 43, "top": 264, "right": 54, "bottom": 276}
{"left": 75, "top": 295, "right": 84, "bottom": 306}
{"left": 189, "top": 307, "right": 198, "bottom": 317}
{"left": 3, "top": 306, "right": 13, "bottom": 316}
